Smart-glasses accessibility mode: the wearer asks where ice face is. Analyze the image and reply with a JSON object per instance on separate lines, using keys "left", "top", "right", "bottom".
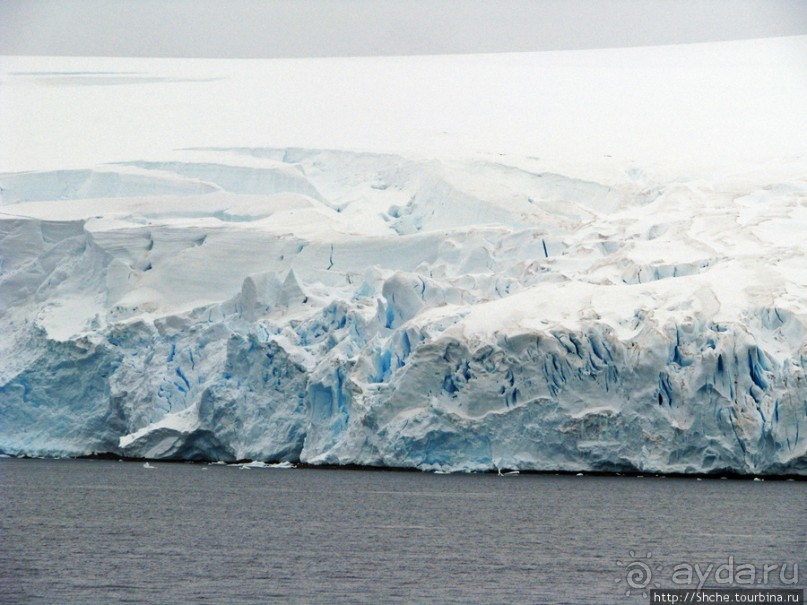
{"left": 1, "top": 147, "right": 805, "bottom": 475}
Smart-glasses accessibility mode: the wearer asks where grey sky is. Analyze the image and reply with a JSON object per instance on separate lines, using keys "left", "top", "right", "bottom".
{"left": 1, "top": 0, "right": 806, "bottom": 58}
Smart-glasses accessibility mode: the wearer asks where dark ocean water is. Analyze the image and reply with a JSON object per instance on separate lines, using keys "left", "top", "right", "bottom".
{"left": 0, "top": 459, "right": 803, "bottom": 604}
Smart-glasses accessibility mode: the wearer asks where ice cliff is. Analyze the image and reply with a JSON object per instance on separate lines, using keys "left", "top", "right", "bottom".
{"left": 1, "top": 148, "right": 805, "bottom": 475}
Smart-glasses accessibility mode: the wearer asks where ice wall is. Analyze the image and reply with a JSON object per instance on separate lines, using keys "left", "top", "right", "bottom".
{"left": 1, "top": 148, "right": 805, "bottom": 475}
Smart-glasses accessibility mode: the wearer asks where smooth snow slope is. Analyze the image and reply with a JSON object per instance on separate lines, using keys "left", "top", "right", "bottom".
{"left": 2, "top": 36, "right": 806, "bottom": 178}
{"left": 0, "top": 38, "right": 805, "bottom": 474}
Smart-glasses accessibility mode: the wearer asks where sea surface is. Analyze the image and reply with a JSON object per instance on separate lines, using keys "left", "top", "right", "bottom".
{"left": 0, "top": 459, "right": 804, "bottom": 604}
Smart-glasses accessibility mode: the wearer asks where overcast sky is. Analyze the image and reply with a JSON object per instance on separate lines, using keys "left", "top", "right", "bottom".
{"left": 1, "top": 0, "right": 806, "bottom": 58}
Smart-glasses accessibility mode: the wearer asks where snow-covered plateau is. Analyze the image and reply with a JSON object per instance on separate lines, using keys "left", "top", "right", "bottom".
{"left": 1, "top": 37, "right": 806, "bottom": 474}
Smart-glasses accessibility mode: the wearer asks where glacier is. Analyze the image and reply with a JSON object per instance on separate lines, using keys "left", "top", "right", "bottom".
{"left": 1, "top": 40, "right": 806, "bottom": 475}
{"left": 1, "top": 147, "right": 805, "bottom": 475}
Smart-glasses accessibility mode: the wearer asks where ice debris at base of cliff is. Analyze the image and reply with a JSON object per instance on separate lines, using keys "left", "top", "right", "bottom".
{"left": 1, "top": 147, "right": 805, "bottom": 475}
